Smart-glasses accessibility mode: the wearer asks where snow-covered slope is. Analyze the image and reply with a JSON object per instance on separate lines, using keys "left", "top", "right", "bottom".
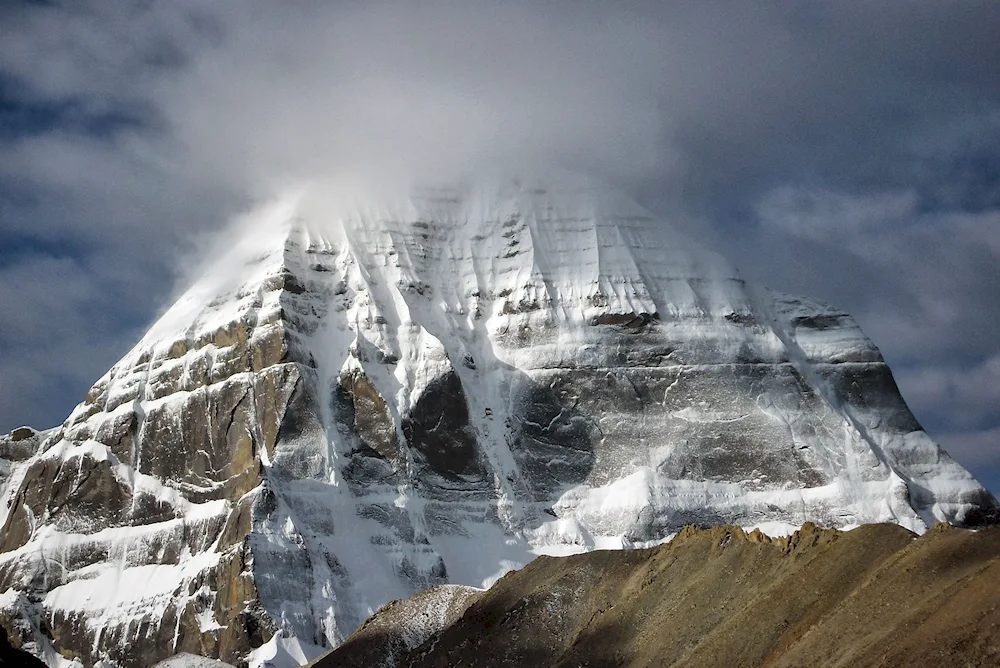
{"left": 0, "top": 177, "right": 995, "bottom": 667}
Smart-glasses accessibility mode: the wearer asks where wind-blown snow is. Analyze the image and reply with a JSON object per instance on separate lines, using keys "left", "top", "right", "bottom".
{"left": 0, "top": 175, "right": 993, "bottom": 667}
{"left": 247, "top": 634, "right": 325, "bottom": 668}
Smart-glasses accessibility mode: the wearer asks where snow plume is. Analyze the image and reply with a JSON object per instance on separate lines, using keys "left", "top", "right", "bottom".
{"left": 149, "top": 2, "right": 680, "bottom": 194}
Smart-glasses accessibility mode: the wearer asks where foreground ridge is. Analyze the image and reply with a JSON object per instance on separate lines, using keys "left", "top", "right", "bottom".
{"left": 0, "top": 178, "right": 996, "bottom": 666}
{"left": 318, "top": 523, "right": 1000, "bottom": 668}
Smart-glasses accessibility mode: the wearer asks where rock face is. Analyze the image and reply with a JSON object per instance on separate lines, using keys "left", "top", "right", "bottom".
{"left": 318, "top": 523, "right": 1000, "bottom": 668}
{"left": 0, "top": 623, "right": 46, "bottom": 667}
{"left": 151, "top": 654, "right": 236, "bottom": 668}
{"left": 307, "top": 584, "right": 480, "bottom": 668}
{"left": 0, "top": 177, "right": 996, "bottom": 667}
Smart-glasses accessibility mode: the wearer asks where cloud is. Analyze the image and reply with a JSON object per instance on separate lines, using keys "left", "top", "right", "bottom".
{"left": 894, "top": 357, "right": 1000, "bottom": 431}
{"left": 0, "top": 252, "right": 143, "bottom": 430}
{"left": 750, "top": 186, "right": 1000, "bottom": 361}
{"left": 146, "top": 2, "right": 682, "bottom": 193}
{"left": 1, "top": 0, "right": 999, "bottom": 492}
{"left": 6, "top": 1, "right": 1000, "bottom": 205}
{"left": 756, "top": 188, "right": 919, "bottom": 249}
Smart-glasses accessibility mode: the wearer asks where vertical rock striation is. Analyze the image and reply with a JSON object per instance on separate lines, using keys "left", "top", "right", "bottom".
{"left": 0, "top": 177, "right": 995, "bottom": 666}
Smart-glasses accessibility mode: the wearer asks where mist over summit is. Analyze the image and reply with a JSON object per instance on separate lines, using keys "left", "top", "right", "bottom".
{"left": 3, "top": 1, "right": 998, "bottom": 496}
{"left": 0, "top": 176, "right": 994, "bottom": 666}
{"left": 2, "top": 3, "right": 1000, "bottom": 666}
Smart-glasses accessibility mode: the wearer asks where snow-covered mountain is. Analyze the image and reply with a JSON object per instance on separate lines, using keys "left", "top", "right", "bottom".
{"left": 0, "top": 176, "right": 995, "bottom": 667}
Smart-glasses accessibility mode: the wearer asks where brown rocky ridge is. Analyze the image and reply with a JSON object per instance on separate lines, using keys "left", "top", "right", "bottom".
{"left": 316, "top": 522, "right": 1000, "bottom": 668}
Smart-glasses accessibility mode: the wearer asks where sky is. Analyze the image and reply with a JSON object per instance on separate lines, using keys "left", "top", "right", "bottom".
{"left": 1, "top": 1, "right": 998, "bottom": 492}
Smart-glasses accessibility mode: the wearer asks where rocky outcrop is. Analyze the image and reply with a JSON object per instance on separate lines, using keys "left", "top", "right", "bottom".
{"left": 0, "top": 231, "right": 298, "bottom": 666}
{"left": 317, "top": 523, "right": 1000, "bottom": 668}
{"left": 0, "top": 624, "right": 46, "bottom": 667}
{"left": 152, "top": 655, "right": 236, "bottom": 668}
{"left": 0, "top": 179, "right": 995, "bottom": 666}
{"left": 306, "top": 584, "right": 481, "bottom": 668}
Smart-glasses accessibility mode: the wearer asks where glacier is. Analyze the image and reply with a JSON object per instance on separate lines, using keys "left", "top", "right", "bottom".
{"left": 0, "top": 175, "right": 995, "bottom": 667}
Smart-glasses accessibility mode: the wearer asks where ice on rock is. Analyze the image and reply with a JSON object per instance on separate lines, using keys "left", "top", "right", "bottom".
{"left": 0, "top": 176, "right": 995, "bottom": 667}
{"left": 152, "top": 655, "right": 236, "bottom": 668}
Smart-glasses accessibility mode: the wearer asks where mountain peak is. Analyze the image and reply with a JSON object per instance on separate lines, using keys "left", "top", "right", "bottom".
{"left": 0, "top": 176, "right": 995, "bottom": 666}
{"left": 138, "top": 176, "right": 737, "bottom": 361}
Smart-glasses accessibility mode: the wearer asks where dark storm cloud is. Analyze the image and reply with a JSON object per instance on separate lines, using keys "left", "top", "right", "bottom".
{"left": 1, "top": 0, "right": 998, "bottom": 487}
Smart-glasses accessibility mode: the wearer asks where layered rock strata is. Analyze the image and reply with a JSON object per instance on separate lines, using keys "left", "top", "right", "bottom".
{"left": 0, "top": 178, "right": 995, "bottom": 666}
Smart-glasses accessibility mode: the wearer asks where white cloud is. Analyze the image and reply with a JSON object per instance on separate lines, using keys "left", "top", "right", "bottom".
{"left": 753, "top": 186, "right": 1000, "bottom": 357}
{"left": 1, "top": 0, "right": 999, "bottom": 497}
{"left": 756, "top": 187, "right": 918, "bottom": 249}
